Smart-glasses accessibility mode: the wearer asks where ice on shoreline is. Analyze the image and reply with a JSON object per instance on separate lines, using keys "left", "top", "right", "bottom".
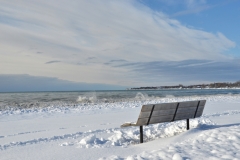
{"left": 1, "top": 94, "right": 240, "bottom": 116}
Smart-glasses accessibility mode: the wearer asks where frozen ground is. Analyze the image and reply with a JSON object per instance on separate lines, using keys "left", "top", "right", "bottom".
{"left": 1, "top": 95, "right": 240, "bottom": 159}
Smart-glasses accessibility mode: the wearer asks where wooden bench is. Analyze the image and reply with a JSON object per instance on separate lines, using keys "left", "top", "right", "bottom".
{"left": 121, "top": 100, "right": 206, "bottom": 143}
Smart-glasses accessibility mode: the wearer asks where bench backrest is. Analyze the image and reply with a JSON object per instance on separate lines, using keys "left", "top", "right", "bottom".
{"left": 136, "top": 100, "right": 206, "bottom": 126}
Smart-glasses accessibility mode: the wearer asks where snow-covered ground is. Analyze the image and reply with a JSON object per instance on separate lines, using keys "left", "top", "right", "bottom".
{"left": 1, "top": 95, "right": 240, "bottom": 160}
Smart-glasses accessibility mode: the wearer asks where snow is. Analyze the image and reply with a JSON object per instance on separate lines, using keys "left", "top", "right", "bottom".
{"left": 0, "top": 95, "right": 240, "bottom": 159}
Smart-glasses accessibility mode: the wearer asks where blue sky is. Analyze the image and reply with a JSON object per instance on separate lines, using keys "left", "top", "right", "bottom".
{"left": 0, "top": 0, "right": 239, "bottom": 91}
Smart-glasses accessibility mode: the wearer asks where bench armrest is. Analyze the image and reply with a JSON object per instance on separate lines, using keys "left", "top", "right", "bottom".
{"left": 120, "top": 122, "right": 137, "bottom": 127}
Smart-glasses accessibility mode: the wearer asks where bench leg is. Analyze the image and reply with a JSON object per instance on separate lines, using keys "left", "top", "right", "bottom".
{"left": 187, "top": 119, "right": 190, "bottom": 130}
{"left": 140, "top": 126, "right": 143, "bottom": 143}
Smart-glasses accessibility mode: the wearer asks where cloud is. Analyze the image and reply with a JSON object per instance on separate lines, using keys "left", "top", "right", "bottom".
{"left": 172, "top": 5, "right": 211, "bottom": 17}
{"left": 154, "top": 0, "right": 206, "bottom": 8}
{"left": 106, "top": 59, "right": 240, "bottom": 86}
{"left": 45, "top": 61, "right": 61, "bottom": 64}
{"left": 170, "top": 1, "right": 236, "bottom": 17}
{"left": 0, "top": 74, "right": 126, "bottom": 92}
{"left": 184, "top": 0, "right": 206, "bottom": 8}
{"left": 109, "top": 59, "right": 128, "bottom": 63}
{"left": 0, "top": 0, "right": 237, "bottom": 87}
{"left": 104, "top": 59, "right": 128, "bottom": 65}
{"left": 0, "top": 0, "right": 235, "bottom": 63}
{"left": 86, "top": 57, "right": 96, "bottom": 60}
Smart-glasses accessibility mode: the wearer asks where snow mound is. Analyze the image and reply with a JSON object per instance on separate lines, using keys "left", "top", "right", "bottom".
{"left": 3, "top": 109, "right": 239, "bottom": 151}
{"left": 70, "top": 117, "right": 214, "bottom": 149}
{"left": 101, "top": 124, "right": 240, "bottom": 159}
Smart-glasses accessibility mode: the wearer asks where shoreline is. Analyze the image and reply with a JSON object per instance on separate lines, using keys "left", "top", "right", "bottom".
{"left": 129, "top": 87, "right": 240, "bottom": 90}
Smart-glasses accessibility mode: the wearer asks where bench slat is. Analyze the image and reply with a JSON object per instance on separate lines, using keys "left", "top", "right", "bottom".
{"left": 141, "top": 105, "right": 154, "bottom": 112}
{"left": 138, "top": 111, "right": 151, "bottom": 118}
{"left": 196, "top": 105, "right": 204, "bottom": 113}
{"left": 136, "top": 118, "right": 149, "bottom": 125}
{"left": 149, "top": 115, "right": 174, "bottom": 124}
{"left": 199, "top": 100, "right": 206, "bottom": 106}
{"left": 139, "top": 109, "right": 177, "bottom": 119}
{"left": 174, "top": 113, "right": 195, "bottom": 120}
{"left": 152, "top": 109, "right": 176, "bottom": 116}
{"left": 153, "top": 103, "right": 178, "bottom": 110}
{"left": 141, "top": 103, "right": 178, "bottom": 112}
{"left": 178, "top": 101, "right": 199, "bottom": 108}
{"left": 195, "top": 110, "right": 204, "bottom": 118}
{"left": 176, "top": 107, "right": 197, "bottom": 114}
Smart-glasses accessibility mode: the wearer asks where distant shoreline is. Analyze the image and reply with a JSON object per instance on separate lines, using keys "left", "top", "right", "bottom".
{"left": 129, "top": 88, "right": 240, "bottom": 90}
{"left": 129, "top": 81, "right": 240, "bottom": 90}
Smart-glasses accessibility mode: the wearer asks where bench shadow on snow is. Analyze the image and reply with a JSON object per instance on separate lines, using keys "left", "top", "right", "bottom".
{"left": 192, "top": 123, "right": 240, "bottom": 132}
{"left": 139, "top": 122, "right": 240, "bottom": 144}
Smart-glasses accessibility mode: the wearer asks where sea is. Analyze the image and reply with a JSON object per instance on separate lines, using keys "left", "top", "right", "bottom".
{"left": 1, "top": 89, "right": 240, "bottom": 112}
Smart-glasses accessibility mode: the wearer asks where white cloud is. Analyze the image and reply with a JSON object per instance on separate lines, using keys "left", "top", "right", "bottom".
{"left": 0, "top": 0, "right": 236, "bottom": 87}
{"left": 172, "top": 5, "right": 211, "bottom": 17}
{"left": 154, "top": 0, "right": 206, "bottom": 8}
{"left": 184, "top": 0, "right": 206, "bottom": 8}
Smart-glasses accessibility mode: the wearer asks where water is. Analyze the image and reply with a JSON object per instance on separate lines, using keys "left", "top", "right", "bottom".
{"left": 1, "top": 89, "right": 240, "bottom": 111}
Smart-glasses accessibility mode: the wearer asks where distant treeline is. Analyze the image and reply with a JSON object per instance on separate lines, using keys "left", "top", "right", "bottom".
{"left": 130, "top": 81, "right": 240, "bottom": 90}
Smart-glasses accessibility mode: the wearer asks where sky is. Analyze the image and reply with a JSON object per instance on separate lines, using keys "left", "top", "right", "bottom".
{"left": 0, "top": 0, "right": 240, "bottom": 91}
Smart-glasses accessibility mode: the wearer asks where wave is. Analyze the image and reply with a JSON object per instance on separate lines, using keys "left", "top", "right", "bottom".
{"left": 76, "top": 95, "right": 97, "bottom": 103}
{"left": 134, "top": 92, "right": 149, "bottom": 100}
{"left": 165, "top": 94, "right": 176, "bottom": 98}
{"left": 76, "top": 92, "right": 158, "bottom": 104}
{"left": 1, "top": 94, "right": 240, "bottom": 116}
